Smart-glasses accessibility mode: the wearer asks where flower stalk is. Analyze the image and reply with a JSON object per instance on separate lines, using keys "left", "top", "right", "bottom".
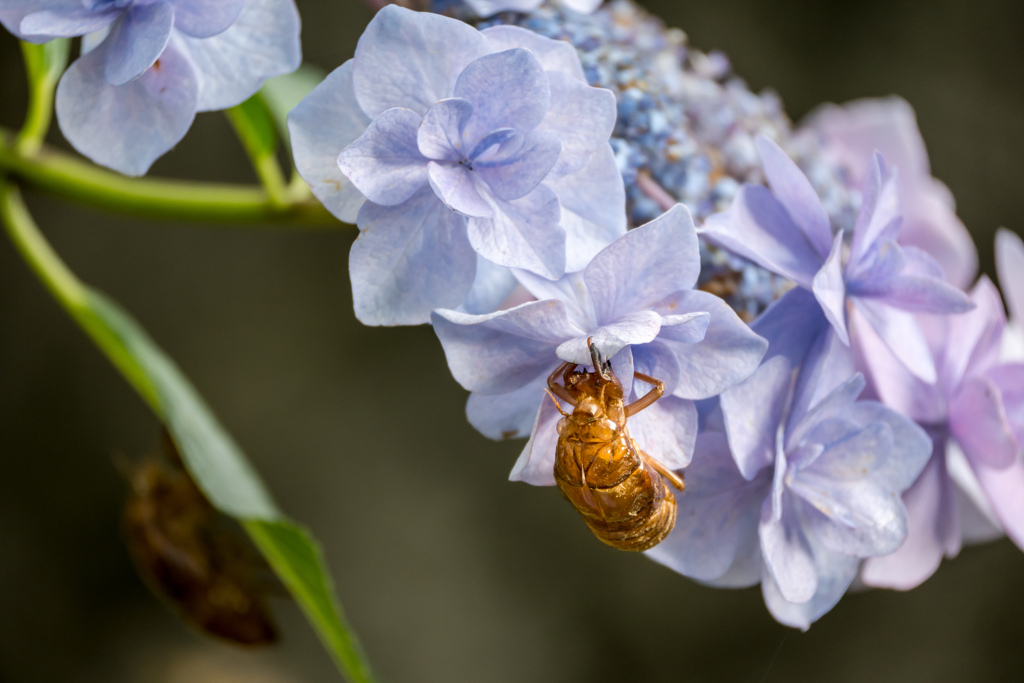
{"left": 0, "top": 128, "right": 340, "bottom": 226}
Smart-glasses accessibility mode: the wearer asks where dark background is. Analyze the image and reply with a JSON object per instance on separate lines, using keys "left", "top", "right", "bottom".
{"left": 1, "top": 1, "right": 1022, "bottom": 681}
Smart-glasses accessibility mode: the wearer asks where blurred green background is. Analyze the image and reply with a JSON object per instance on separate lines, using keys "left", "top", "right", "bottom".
{"left": 1, "top": 0, "right": 1022, "bottom": 681}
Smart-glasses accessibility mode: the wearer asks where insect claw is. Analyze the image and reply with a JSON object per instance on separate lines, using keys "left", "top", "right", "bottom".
{"left": 587, "top": 337, "right": 609, "bottom": 380}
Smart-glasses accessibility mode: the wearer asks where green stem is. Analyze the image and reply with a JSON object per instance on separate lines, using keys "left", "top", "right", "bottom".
{"left": 17, "top": 40, "right": 69, "bottom": 156}
{"left": 226, "top": 100, "right": 290, "bottom": 208}
{"left": 0, "top": 128, "right": 340, "bottom": 226}
{"left": 0, "top": 179, "right": 161, "bottom": 409}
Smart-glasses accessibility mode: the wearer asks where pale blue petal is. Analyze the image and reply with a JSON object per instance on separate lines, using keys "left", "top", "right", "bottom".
{"left": 849, "top": 153, "right": 902, "bottom": 267}
{"left": 901, "top": 245, "right": 947, "bottom": 280}
{"left": 352, "top": 5, "right": 491, "bottom": 118}
{"left": 658, "top": 312, "right": 710, "bottom": 342}
{"left": 986, "top": 363, "right": 1024, "bottom": 446}
{"left": 337, "top": 107, "right": 427, "bottom": 206}
{"left": 632, "top": 340, "right": 683, "bottom": 397}
{"left": 170, "top": 0, "right": 245, "bottom": 39}
{"left": 942, "top": 277, "right": 1005, "bottom": 387}
{"left": 756, "top": 135, "right": 834, "bottom": 259}
{"left": 481, "top": 25, "right": 586, "bottom": 82}
{"left": 349, "top": 187, "right": 476, "bottom": 326}
{"left": 547, "top": 144, "right": 627, "bottom": 272}
{"left": 793, "top": 423, "right": 910, "bottom": 556}
{"left": 55, "top": 41, "right": 197, "bottom": 176}
{"left": 701, "top": 184, "right": 824, "bottom": 288}
{"left": 972, "top": 450, "right": 1024, "bottom": 551}
{"left": 538, "top": 71, "right": 617, "bottom": 177}
{"left": 585, "top": 205, "right": 700, "bottom": 323}
{"left": 845, "top": 232, "right": 905, "bottom": 286}
{"left": 653, "top": 290, "right": 768, "bottom": 400}
{"left": 858, "top": 273, "right": 975, "bottom": 314}
{"left": 454, "top": 48, "right": 550, "bottom": 145}
{"left": 996, "top": 229, "right": 1024, "bottom": 327}
{"left": 431, "top": 299, "right": 582, "bottom": 394}
{"left": 466, "top": 183, "right": 565, "bottom": 279}
{"left": 628, "top": 395, "right": 697, "bottom": 470}
{"left": 751, "top": 286, "right": 829, "bottom": 366}
{"left": 512, "top": 269, "right": 594, "bottom": 326}
{"left": 477, "top": 130, "right": 561, "bottom": 201}
{"left": 860, "top": 445, "right": 961, "bottom": 590}
{"left": 849, "top": 302, "right": 944, "bottom": 423}
{"left": 19, "top": 7, "right": 117, "bottom": 37}
{"left": 175, "top": 0, "right": 301, "bottom": 111}
{"left": 562, "top": 0, "right": 603, "bottom": 12}
{"left": 466, "top": 376, "right": 546, "bottom": 441}
{"left": 851, "top": 297, "right": 937, "bottom": 384}
{"left": 759, "top": 493, "right": 818, "bottom": 604}
{"left": 458, "top": 256, "right": 518, "bottom": 315}
{"left": 509, "top": 392, "right": 561, "bottom": 486}
{"left": 762, "top": 547, "right": 859, "bottom": 630}
{"left": 288, "top": 60, "right": 371, "bottom": 223}
{"left": 427, "top": 162, "right": 493, "bottom": 218}
{"left": 555, "top": 310, "right": 662, "bottom": 366}
{"left": 950, "top": 376, "right": 1018, "bottom": 469}
{"left": 103, "top": 1, "right": 174, "bottom": 86}
{"left": 785, "top": 372, "right": 865, "bottom": 450}
{"left": 786, "top": 326, "right": 855, "bottom": 432}
{"left": 812, "top": 231, "right": 848, "bottom": 344}
{"left": 721, "top": 355, "right": 791, "bottom": 481}
{"left": 1, "top": 0, "right": 83, "bottom": 41}
{"left": 842, "top": 401, "right": 932, "bottom": 492}
{"left": 417, "top": 98, "right": 474, "bottom": 161}
{"left": 646, "top": 432, "right": 769, "bottom": 580}
{"left": 465, "top": 0, "right": 541, "bottom": 19}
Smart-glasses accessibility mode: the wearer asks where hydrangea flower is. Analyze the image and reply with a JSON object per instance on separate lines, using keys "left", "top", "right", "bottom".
{"left": 431, "top": 205, "right": 767, "bottom": 483}
{"left": 702, "top": 135, "right": 973, "bottom": 401}
{"left": 464, "top": 0, "right": 602, "bottom": 18}
{"left": 647, "top": 356, "right": 931, "bottom": 629}
{"left": 857, "top": 276, "right": 1024, "bottom": 589}
{"left": 996, "top": 228, "right": 1024, "bottom": 360}
{"left": 804, "top": 97, "right": 978, "bottom": 290}
{"left": 0, "top": 0, "right": 301, "bottom": 176}
{"left": 289, "top": 5, "right": 625, "bottom": 325}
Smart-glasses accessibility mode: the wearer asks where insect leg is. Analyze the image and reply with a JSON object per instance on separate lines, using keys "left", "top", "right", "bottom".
{"left": 624, "top": 372, "right": 665, "bottom": 416}
{"left": 544, "top": 389, "right": 571, "bottom": 417}
{"left": 641, "top": 451, "right": 685, "bottom": 492}
{"left": 547, "top": 361, "right": 578, "bottom": 406}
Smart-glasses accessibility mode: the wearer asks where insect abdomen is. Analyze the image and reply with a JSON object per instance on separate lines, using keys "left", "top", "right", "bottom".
{"left": 554, "top": 436, "right": 678, "bottom": 552}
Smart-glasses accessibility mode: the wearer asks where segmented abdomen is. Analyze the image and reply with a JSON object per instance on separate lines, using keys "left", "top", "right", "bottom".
{"left": 554, "top": 433, "right": 677, "bottom": 552}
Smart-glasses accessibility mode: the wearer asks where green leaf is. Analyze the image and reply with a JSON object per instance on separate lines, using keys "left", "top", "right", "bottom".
{"left": 246, "top": 520, "right": 377, "bottom": 683}
{"left": 260, "top": 65, "right": 328, "bottom": 142}
{"left": 85, "top": 290, "right": 280, "bottom": 519}
{"left": 86, "top": 289, "right": 377, "bottom": 681}
{"left": 0, "top": 182, "right": 376, "bottom": 682}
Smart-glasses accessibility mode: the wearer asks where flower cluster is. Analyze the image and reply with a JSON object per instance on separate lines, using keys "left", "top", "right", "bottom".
{"left": 0, "top": 0, "right": 301, "bottom": 175}
{"left": 5, "top": 0, "right": 1020, "bottom": 632}
{"left": 283, "top": 0, "right": 1024, "bottom": 629}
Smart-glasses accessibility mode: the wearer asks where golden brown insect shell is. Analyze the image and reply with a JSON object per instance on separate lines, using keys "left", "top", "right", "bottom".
{"left": 122, "top": 438, "right": 278, "bottom": 647}
{"left": 553, "top": 369, "right": 678, "bottom": 552}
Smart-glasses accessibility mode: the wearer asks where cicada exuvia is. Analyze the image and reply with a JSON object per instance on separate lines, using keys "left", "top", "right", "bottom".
{"left": 547, "top": 339, "right": 685, "bottom": 551}
{"left": 119, "top": 432, "right": 278, "bottom": 646}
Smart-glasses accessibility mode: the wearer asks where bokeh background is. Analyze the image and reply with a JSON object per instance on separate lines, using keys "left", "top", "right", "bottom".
{"left": 1, "top": 0, "right": 1022, "bottom": 680}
